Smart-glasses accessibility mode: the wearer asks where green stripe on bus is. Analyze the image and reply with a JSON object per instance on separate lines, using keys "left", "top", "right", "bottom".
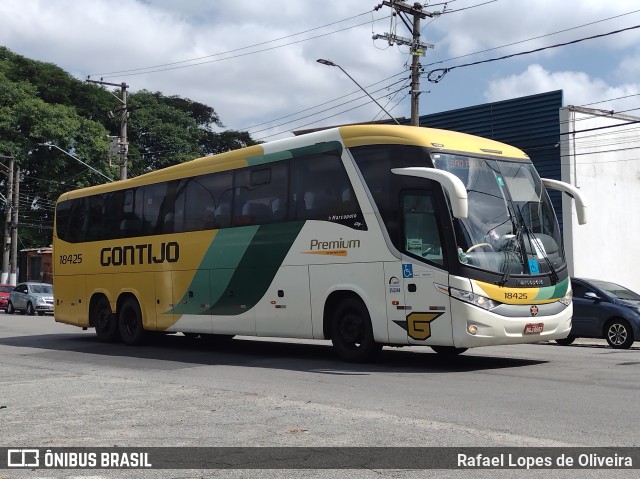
{"left": 533, "top": 277, "right": 569, "bottom": 301}
{"left": 169, "top": 227, "right": 259, "bottom": 315}
{"left": 245, "top": 141, "right": 343, "bottom": 166}
{"left": 208, "top": 221, "right": 305, "bottom": 315}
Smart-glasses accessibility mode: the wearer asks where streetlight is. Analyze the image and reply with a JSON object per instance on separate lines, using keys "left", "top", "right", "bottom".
{"left": 37, "top": 143, "right": 113, "bottom": 182}
{"left": 316, "top": 58, "right": 401, "bottom": 125}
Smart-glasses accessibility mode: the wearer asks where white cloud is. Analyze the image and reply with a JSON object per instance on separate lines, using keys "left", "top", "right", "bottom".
{"left": 484, "top": 64, "right": 640, "bottom": 111}
{"left": 3, "top": 0, "right": 640, "bottom": 139}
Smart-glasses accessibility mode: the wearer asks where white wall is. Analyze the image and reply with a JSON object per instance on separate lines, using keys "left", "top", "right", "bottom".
{"left": 560, "top": 106, "right": 640, "bottom": 293}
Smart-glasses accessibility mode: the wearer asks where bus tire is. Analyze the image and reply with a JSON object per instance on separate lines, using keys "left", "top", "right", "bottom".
{"left": 93, "top": 296, "right": 120, "bottom": 343}
{"left": 431, "top": 346, "right": 467, "bottom": 356}
{"left": 331, "top": 297, "right": 381, "bottom": 363}
{"left": 119, "top": 297, "right": 145, "bottom": 346}
{"left": 555, "top": 335, "right": 575, "bottom": 346}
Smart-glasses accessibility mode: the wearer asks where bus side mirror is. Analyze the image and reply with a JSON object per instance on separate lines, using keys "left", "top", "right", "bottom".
{"left": 541, "top": 178, "right": 587, "bottom": 225}
{"left": 391, "top": 167, "right": 468, "bottom": 219}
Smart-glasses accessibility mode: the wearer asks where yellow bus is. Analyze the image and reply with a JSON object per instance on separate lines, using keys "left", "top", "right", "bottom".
{"left": 53, "top": 125, "right": 586, "bottom": 361}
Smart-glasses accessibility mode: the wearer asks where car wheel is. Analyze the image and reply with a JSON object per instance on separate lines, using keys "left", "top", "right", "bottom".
{"left": 431, "top": 346, "right": 468, "bottom": 356}
{"left": 93, "top": 296, "right": 120, "bottom": 343}
{"left": 604, "top": 318, "right": 634, "bottom": 349}
{"left": 555, "top": 335, "right": 575, "bottom": 346}
{"left": 26, "top": 302, "right": 35, "bottom": 316}
{"left": 118, "top": 297, "right": 145, "bottom": 345}
{"left": 6, "top": 301, "right": 14, "bottom": 314}
{"left": 331, "top": 297, "right": 381, "bottom": 363}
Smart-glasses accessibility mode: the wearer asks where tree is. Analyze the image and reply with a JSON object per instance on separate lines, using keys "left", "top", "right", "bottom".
{"left": 0, "top": 47, "right": 258, "bottom": 250}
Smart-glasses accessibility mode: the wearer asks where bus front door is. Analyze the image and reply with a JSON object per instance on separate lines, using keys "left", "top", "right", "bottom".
{"left": 397, "top": 191, "right": 454, "bottom": 347}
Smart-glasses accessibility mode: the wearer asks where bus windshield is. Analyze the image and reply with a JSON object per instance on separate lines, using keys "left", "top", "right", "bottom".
{"left": 432, "top": 153, "right": 565, "bottom": 279}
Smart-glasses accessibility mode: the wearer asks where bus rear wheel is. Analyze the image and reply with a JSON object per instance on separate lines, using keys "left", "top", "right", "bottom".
{"left": 331, "top": 298, "right": 381, "bottom": 363}
{"left": 119, "top": 297, "right": 145, "bottom": 345}
{"left": 93, "top": 296, "right": 119, "bottom": 343}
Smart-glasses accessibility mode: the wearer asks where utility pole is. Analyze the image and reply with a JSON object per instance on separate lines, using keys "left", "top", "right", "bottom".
{"left": 10, "top": 166, "right": 19, "bottom": 285}
{"left": 86, "top": 79, "right": 129, "bottom": 180}
{"left": 1, "top": 155, "right": 14, "bottom": 284}
{"left": 374, "top": 1, "right": 437, "bottom": 126}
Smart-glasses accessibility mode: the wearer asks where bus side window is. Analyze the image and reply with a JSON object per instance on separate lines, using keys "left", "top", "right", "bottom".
{"left": 55, "top": 200, "right": 73, "bottom": 242}
{"left": 291, "top": 152, "right": 357, "bottom": 222}
{"left": 402, "top": 193, "right": 443, "bottom": 264}
{"left": 232, "top": 163, "right": 287, "bottom": 226}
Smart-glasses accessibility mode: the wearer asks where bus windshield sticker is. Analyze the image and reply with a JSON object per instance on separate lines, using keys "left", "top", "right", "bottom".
{"left": 528, "top": 259, "right": 540, "bottom": 275}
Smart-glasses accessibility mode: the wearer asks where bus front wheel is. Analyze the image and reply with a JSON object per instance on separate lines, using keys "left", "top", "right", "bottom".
{"left": 331, "top": 298, "right": 381, "bottom": 363}
{"left": 93, "top": 296, "right": 120, "bottom": 343}
{"left": 119, "top": 297, "right": 145, "bottom": 345}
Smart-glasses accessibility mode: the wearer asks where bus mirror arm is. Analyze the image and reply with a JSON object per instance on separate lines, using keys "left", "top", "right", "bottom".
{"left": 541, "top": 178, "right": 587, "bottom": 225}
{"left": 391, "top": 167, "right": 468, "bottom": 219}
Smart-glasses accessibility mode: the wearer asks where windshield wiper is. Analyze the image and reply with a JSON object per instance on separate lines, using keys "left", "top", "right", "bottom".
{"left": 517, "top": 206, "right": 559, "bottom": 285}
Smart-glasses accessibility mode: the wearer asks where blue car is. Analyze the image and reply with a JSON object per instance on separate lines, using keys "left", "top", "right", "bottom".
{"left": 556, "top": 278, "right": 640, "bottom": 349}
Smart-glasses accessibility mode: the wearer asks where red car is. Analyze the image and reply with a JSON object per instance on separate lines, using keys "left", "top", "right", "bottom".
{"left": 0, "top": 284, "right": 14, "bottom": 309}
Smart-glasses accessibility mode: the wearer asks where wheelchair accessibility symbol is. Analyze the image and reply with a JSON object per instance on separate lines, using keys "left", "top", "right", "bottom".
{"left": 402, "top": 264, "right": 413, "bottom": 278}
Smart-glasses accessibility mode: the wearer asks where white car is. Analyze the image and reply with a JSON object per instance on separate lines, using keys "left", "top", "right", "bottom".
{"left": 6, "top": 282, "right": 54, "bottom": 315}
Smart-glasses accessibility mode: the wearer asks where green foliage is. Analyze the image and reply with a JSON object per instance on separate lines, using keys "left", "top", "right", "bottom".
{"left": 0, "top": 46, "right": 258, "bottom": 250}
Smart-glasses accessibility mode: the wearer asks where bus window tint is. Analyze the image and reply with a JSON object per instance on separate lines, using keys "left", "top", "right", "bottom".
{"left": 233, "top": 163, "right": 287, "bottom": 226}
{"left": 291, "top": 153, "right": 357, "bottom": 221}
{"left": 140, "top": 183, "right": 166, "bottom": 235}
{"left": 403, "top": 193, "right": 443, "bottom": 265}
{"left": 183, "top": 178, "right": 216, "bottom": 231}
{"left": 55, "top": 200, "right": 73, "bottom": 240}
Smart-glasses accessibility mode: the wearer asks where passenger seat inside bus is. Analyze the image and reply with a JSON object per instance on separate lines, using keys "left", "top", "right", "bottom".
{"left": 214, "top": 203, "right": 231, "bottom": 228}
{"left": 241, "top": 201, "right": 272, "bottom": 224}
{"left": 271, "top": 198, "right": 286, "bottom": 221}
{"left": 120, "top": 214, "right": 142, "bottom": 237}
{"left": 304, "top": 190, "right": 330, "bottom": 217}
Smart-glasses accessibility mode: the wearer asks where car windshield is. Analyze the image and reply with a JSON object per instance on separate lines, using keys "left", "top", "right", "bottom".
{"left": 0, "top": 285, "right": 13, "bottom": 293}
{"left": 31, "top": 284, "right": 53, "bottom": 294}
{"left": 591, "top": 280, "right": 640, "bottom": 301}
{"left": 432, "top": 153, "right": 565, "bottom": 278}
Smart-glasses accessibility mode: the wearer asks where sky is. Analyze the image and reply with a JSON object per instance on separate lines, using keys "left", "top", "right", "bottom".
{"left": 2, "top": 0, "right": 640, "bottom": 142}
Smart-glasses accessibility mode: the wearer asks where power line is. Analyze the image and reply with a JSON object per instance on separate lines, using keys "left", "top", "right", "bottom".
{"left": 253, "top": 86, "right": 407, "bottom": 141}
{"left": 91, "top": 11, "right": 376, "bottom": 77}
{"left": 426, "top": 23, "right": 640, "bottom": 83}
{"left": 423, "top": 8, "right": 640, "bottom": 70}
{"left": 240, "top": 12, "right": 640, "bottom": 138}
{"left": 248, "top": 79, "right": 407, "bottom": 135}
{"left": 92, "top": 16, "right": 391, "bottom": 79}
{"left": 440, "top": 0, "right": 497, "bottom": 14}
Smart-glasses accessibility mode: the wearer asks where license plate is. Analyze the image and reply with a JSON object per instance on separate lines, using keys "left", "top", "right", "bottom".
{"left": 524, "top": 323, "right": 544, "bottom": 334}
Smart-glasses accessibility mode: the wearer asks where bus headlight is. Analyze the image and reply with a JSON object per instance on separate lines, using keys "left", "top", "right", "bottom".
{"left": 558, "top": 291, "right": 572, "bottom": 306}
{"left": 449, "top": 286, "right": 499, "bottom": 311}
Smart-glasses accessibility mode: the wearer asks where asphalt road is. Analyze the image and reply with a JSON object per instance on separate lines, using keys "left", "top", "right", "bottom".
{"left": 0, "top": 312, "right": 639, "bottom": 479}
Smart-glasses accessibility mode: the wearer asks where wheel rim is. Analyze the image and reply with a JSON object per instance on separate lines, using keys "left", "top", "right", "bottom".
{"left": 608, "top": 323, "right": 627, "bottom": 346}
{"left": 339, "top": 312, "right": 365, "bottom": 348}
{"left": 122, "top": 305, "right": 141, "bottom": 337}
{"left": 95, "top": 302, "right": 111, "bottom": 332}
